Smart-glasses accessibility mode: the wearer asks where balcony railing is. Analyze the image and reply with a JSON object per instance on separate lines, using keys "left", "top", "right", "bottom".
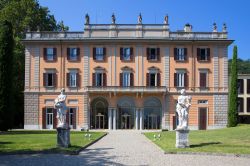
{"left": 86, "top": 86, "right": 167, "bottom": 93}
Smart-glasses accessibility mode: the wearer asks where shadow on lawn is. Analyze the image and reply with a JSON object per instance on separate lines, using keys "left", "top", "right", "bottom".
{"left": 190, "top": 142, "right": 222, "bottom": 148}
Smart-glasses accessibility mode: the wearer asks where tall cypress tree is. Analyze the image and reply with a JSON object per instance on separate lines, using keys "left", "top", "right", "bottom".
{"left": 0, "top": 20, "right": 14, "bottom": 131}
{"left": 228, "top": 46, "right": 238, "bottom": 127}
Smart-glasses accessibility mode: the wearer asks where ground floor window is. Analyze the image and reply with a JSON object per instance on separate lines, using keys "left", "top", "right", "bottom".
{"left": 46, "top": 108, "right": 54, "bottom": 129}
{"left": 144, "top": 107, "right": 161, "bottom": 129}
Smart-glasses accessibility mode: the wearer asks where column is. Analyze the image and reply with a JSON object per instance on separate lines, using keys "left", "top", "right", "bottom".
{"left": 140, "top": 108, "right": 144, "bottom": 130}
{"left": 113, "top": 108, "right": 116, "bottom": 130}
{"left": 135, "top": 108, "right": 139, "bottom": 130}
{"left": 108, "top": 108, "right": 113, "bottom": 130}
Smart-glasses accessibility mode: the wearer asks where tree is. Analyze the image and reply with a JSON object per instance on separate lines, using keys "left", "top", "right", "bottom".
{"left": 228, "top": 46, "right": 238, "bottom": 127}
{"left": 0, "top": 20, "right": 14, "bottom": 131}
{"left": 0, "top": 0, "right": 66, "bottom": 128}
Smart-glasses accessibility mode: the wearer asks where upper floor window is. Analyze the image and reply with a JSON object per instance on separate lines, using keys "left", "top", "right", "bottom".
{"left": 174, "top": 70, "right": 187, "bottom": 88}
{"left": 120, "top": 47, "right": 133, "bottom": 61}
{"left": 43, "top": 72, "right": 57, "bottom": 87}
{"left": 67, "top": 70, "right": 80, "bottom": 87}
{"left": 197, "top": 48, "right": 210, "bottom": 61}
{"left": 174, "top": 48, "right": 187, "bottom": 61}
{"left": 67, "top": 48, "right": 80, "bottom": 61}
{"left": 147, "top": 48, "right": 160, "bottom": 61}
{"left": 92, "top": 72, "right": 106, "bottom": 87}
{"left": 93, "top": 47, "right": 106, "bottom": 61}
{"left": 146, "top": 72, "right": 161, "bottom": 87}
{"left": 43, "top": 48, "right": 57, "bottom": 62}
{"left": 199, "top": 70, "right": 208, "bottom": 88}
{"left": 237, "top": 79, "right": 244, "bottom": 94}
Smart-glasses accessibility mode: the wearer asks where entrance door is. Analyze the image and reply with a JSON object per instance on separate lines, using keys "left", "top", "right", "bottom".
{"left": 46, "top": 108, "right": 53, "bottom": 129}
{"left": 148, "top": 114, "right": 158, "bottom": 129}
{"left": 122, "top": 114, "right": 131, "bottom": 129}
{"left": 95, "top": 113, "right": 105, "bottom": 129}
{"left": 199, "top": 108, "right": 207, "bottom": 130}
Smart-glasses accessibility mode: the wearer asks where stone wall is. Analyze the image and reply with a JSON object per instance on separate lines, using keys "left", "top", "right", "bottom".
{"left": 214, "top": 94, "right": 228, "bottom": 128}
{"left": 24, "top": 93, "right": 39, "bottom": 129}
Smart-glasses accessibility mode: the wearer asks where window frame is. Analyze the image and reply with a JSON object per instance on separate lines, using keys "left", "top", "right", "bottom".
{"left": 177, "top": 48, "right": 185, "bottom": 61}
{"left": 122, "top": 48, "right": 131, "bottom": 61}
{"left": 149, "top": 72, "right": 157, "bottom": 87}
{"left": 199, "top": 69, "right": 209, "bottom": 88}
{"left": 149, "top": 48, "right": 157, "bottom": 61}
{"left": 122, "top": 71, "right": 131, "bottom": 87}
{"left": 95, "top": 72, "right": 104, "bottom": 87}
{"left": 69, "top": 72, "right": 77, "bottom": 87}
{"left": 95, "top": 47, "right": 104, "bottom": 61}
{"left": 199, "top": 48, "right": 209, "bottom": 61}
{"left": 176, "top": 71, "right": 186, "bottom": 88}
{"left": 69, "top": 48, "right": 78, "bottom": 61}
{"left": 46, "top": 73, "right": 54, "bottom": 87}
{"left": 46, "top": 48, "right": 54, "bottom": 61}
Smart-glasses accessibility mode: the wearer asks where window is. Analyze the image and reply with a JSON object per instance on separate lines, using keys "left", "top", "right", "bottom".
{"left": 197, "top": 48, "right": 210, "bottom": 61}
{"left": 69, "top": 108, "right": 76, "bottom": 129}
{"left": 44, "top": 48, "right": 56, "bottom": 61}
{"left": 67, "top": 48, "right": 80, "bottom": 61}
{"left": 120, "top": 47, "right": 133, "bottom": 61}
{"left": 123, "top": 72, "right": 130, "bottom": 86}
{"left": 46, "top": 108, "right": 53, "bottom": 129}
{"left": 200, "top": 72, "right": 208, "bottom": 88}
{"left": 67, "top": 70, "right": 80, "bottom": 88}
{"left": 198, "top": 100, "right": 208, "bottom": 104}
{"left": 237, "top": 97, "right": 244, "bottom": 112}
{"left": 43, "top": 72, "right": 56, "bottom": 87}
{"left": 96, "top": 73, "right": 103, "bottom": 86}
{"left": 174, "top": 71, "right": 187, "bottom": 88}
{"left": 150, "top": 73, "right": 156, "bottom": 86}
{"left": 247, "top": 98, "right": 250, "bottom": 112}
{"left": 93, "top": 47, "right": 106, "bottom": 61}
{"left": 146, "top": 72, "right": 160, "bottom": 87}
{"left": 174, "top": 48, "right": 187, "bottom": 61}
{"left": 147, "top": 48, "right": 160, "bottom": 61}
{"left": 70, "top": 73, "right": 77, "bottom": 87}
{"left": 237, "top": 79, "right": 244, "bottom": 94}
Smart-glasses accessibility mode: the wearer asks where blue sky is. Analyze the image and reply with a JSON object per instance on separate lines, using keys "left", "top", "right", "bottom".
{"left": 39, "top": 0, "right": 250, "bottom": 59}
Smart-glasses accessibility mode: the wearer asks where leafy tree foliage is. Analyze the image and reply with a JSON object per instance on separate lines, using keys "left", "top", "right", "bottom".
{"left": 0, "top": 0, "right": 66, "bottom": 128}
{"left": 228, "top": 46, "right": 238, "bottom": 127}
{"left": 229, "top": 58, "right": 250, "bottom": 74}
{"left": 0, "top": 20, "right": 14, "bottom": 131}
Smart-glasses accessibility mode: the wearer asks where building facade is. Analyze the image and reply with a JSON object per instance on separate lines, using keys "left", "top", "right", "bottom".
{"left": 237, "top": 74, "right": 250, "bottom": 123}
{"left": 23, "top": 15, "right": 233, "bottom": 130}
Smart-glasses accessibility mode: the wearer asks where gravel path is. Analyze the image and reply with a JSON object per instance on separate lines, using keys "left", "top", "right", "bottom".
{"left": 1, "top": 130, "right": 250, "bottom": 166}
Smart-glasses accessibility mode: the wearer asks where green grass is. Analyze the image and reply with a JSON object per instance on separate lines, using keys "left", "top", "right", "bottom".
{"left": 144, "top": 124, "right": 250, "bottom": 154}
{"left": 0, "top": 130, "right": 106, "bottom": 154}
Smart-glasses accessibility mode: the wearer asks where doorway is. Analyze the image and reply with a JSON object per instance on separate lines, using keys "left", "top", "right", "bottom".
{"left": 46, "top": 108, "right": 53, "bottom": 129}
{"left": 199, "top": 107, "right": 207, "bottom": 130}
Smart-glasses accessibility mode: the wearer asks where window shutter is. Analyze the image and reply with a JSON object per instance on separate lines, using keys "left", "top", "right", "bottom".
{"left": 53, "top": 73, "right": 57, "bottom": 87}
{"left": 120, "top": 48, "right": 123, "bottom": 60}
{"left": 92, "top": 73, "right": 96, "bottom": 86}
{"left": 174, "top": 73, "right": 177, "bottom": 87}
{"left": 53, "top": 48, "right": 57, "bottom": 61}
{"left": 200, "top": 73, "right": 206, "bottom": 87}
{"left": 184, "top": 48, "right": 187, "bottom": 61}
{"left": 247, "top": 79, "right": 250, "bottom": 94}
{"left": 73, "top": 109, "right": 77, "bottom": 129}
{"left": 42, "top": 108, "right": 46, "bottom": 129}
{"left": 174, "top": 48, "right": 177, "bottom": 60}
{"left": 77, "top": 48, "right": 80, "bottom": 61}
{"left": 146, "top": 73, "right": 149, "bottom": 86}
{"left": 93, "top": 47, "right": 96, "bottom": 60}
{"left": 103, "top": 73, "right": 107, "bottom": 86}
{"left": 53, "top": 108, "right": 57, "bottom": 129}
{"left": 66, "top": 109, "right": 69, "bottom": 124}
{"left": 76, "top": 73, "right": 80, "bottom": 87}
{"left": 157, "top": 73, "right": 161, "bottom": 86}
{"left": 43, "top": 48, "right": 47, "bottom": 61}
{"left": 67, "top": 48, "right": 70, "bottom": 60}
{"left": 207, "top": 48, "right": 210, "bottom": 61}
{"left": 130, "top": 73, "right": 134, "bottom": 86}
{"left": 120, "top": 73, "right": 123, "bottom": 86}
{"left": 157, "top": 48, "right": 160, "bottom": 61}
{"left": 147, "top": 48, "right": 150, "bottom": 60}
{"left": 66, "top": 73, "right": 70, "bottom": 87}
{"left": 130, "top": 47, "right": 133, "bottom": 61}
{"left": 43, "top": 73, "right": 47, "bottom": 86}
{"left": 197, "top": 48, "right": 201, "bottom": 61}
{"left": 184, "top": 73, "right": 188, "bottom": 87}
{"left": 103, "top": 47, "right": 106, "bottom": 61}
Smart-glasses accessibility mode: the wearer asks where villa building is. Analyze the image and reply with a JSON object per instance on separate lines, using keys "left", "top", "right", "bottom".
{"left": 23, "top": 14, "right": 233, "bottom": 130}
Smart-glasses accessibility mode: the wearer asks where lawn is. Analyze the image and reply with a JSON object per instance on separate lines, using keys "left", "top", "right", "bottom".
{"left": 144, "top": 124, "right": 250, "bottom": 154}
{"left": 0, "top": 130, "right": 106, "bottom": 154}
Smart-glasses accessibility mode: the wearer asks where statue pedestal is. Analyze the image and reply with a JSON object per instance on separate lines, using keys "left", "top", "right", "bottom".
{"left": 57, "top": 127, "right": 70, "bottom": 148}
{"left": 175, "top": 129, "right": 189, "bottom": 148}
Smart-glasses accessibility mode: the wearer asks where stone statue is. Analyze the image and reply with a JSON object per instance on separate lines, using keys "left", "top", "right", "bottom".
{"left": 111, "top": 13, "right": 116, "bottom": 24}
{"left": 85, "top": 13, "right": 89, "bottom": 25}
{"left": 54, "top": 88, "right": 68, "bottom": 128}
{"left": 213, "top": 23, "right": 217, "bottom": 32}
{"left": 138, "top": 13, "right": 142, "bottom": 24}
{"left": 223, "top": 23, "right": 227, "bottom": 32}
{"left": 176, "top": 89, "right": 191, "bottom": 130}
{"left": 164, "top": 15, "right": 168, "bottom": 24}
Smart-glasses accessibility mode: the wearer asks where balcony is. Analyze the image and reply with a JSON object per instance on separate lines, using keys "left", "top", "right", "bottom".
{"left": 86, "top": 86, "right": 167, "bottom": 93}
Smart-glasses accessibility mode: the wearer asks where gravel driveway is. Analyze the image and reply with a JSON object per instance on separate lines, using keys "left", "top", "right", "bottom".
{"left": 1, "top": 130, "right": 250, "bottom": 166}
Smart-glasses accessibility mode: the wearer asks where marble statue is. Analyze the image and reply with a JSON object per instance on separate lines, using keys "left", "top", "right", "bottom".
{"left": 85, "top": 13, "right": 89, "bottom": 25}
{"left": 164, "top": 15, "right": 168, "bottom": 24}
{"left": 112, "top": 13, "right": 116, "bottom": 24}
{"left": 54, "top": 88, "right": 68, "bottom": 128}
{"left": 138, "top": 13, "right": 142, "bottom": 24}
{"left": 176, "top": 89, "right": 191, "bottom": 130}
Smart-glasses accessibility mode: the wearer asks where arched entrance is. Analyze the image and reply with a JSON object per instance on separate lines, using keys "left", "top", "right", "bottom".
{"left": 144, "top": 97, "right": 162, "bottom": 129}
{"left": 117, "top": 97, "right": 135, "bottom": 129}
{"left": 90, "top": 97, "right": 109, "bottom": 129}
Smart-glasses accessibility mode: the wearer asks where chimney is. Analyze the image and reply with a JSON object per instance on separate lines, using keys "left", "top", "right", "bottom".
{"left": 184, "top": 23, "right": 192, "bottom": 32}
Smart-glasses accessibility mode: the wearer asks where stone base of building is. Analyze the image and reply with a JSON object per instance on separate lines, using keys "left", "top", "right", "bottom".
{"left": 176, "top": 129, "right": 189, "bottom": 148}
{"left": 57, "top": 128, "right": 71, "bottom": 148}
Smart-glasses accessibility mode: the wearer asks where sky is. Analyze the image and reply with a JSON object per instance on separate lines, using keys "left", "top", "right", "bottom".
{"left": 39, "top": 0, "right": 250, "bottom": 60}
